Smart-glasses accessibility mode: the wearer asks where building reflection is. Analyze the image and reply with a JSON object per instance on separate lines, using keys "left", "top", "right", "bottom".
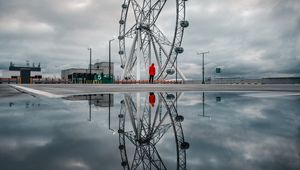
{"left": 116, "top": 92, "right": 189, "bottom": 170}
{"left": 63, "top": 94, "right": 114, "bottom": 107}
{"left": 8, "top": 101, "right": 40, "bottom": 108}
{"left": 63, "top": 94, "right": 114, "bottom": 121}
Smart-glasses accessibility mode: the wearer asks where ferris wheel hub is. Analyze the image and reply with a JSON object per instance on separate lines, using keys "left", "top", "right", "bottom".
{"left": 139, "top": 23, "right": 151, "bottom": 31}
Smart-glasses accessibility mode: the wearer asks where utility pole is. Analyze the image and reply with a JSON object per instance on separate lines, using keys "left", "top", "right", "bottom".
{"left": 88, "top": 48, "right": 92, "bottom": 83}
{"left": 109, "top": 39, "right": 115, "bottom": 83}
{"left": 197, "top": 51, "right": 209, "bottom": 84}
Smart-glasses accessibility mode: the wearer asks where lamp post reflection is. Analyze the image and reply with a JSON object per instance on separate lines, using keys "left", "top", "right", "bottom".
{"left": 108, "top": 93, "right": 116, "bottom": 134}
{"left": 89, "top": 95, "right": 92, "bottom": 121}
{"left": 201, "top": 92, "right": 211, "bottom": 119}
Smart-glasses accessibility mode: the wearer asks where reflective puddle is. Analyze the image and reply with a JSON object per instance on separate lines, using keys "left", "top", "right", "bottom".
{"left": 0, "top": 90, "right": 299, "bottom": 170}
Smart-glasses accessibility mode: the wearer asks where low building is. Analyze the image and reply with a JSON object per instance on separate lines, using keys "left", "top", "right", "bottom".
{"left": 262, "top": 77, "right": 300, "bottom": 84}
{"left": 209, "top": 78, "right": 261, "bottom": 84}
{"left": 61, "top": 62, "right": 114, "bottom": 83}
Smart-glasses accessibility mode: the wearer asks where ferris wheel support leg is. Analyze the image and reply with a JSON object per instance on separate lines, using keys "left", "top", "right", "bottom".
{"left": 122, "top": 33, "right": 138, "bottom": 80}
{"left": 136, "top": 28, "right": 142, "bottom": 81}
{"left": 124, "top": 94, "right": 139, "bottom": 136}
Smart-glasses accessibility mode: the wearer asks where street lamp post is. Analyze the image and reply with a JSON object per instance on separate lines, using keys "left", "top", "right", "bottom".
{"left": 197, "top": 51, "right": 209, "bottom": 84}
{"left": 109, "top": 39, "right": 115, "bottom": 83}
{"left": 88, "top": 48, "right": 92, "bottom": 83}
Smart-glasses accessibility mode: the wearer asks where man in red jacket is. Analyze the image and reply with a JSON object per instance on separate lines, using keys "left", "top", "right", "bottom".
{"left": 149, "top": 63, "right": 156, "bottom": 83}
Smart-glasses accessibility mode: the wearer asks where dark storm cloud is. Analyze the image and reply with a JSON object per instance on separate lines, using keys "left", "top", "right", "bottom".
{"left": 0, "top": 0, "right": 299, "bottom": 78}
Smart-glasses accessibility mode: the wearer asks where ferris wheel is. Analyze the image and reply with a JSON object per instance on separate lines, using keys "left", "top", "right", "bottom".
{"left": 118, "top": 0, "right": 189, "bottom": 81}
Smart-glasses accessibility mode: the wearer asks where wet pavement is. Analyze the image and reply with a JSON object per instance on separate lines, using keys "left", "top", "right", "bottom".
{"left": 0, "top": 85, "right": 25, "bottom": 98}
{"left": 8, "top": 84, "right": 300, "bottom": 97}
{"left": 0, "top": 84, "right": 299, "bottom": 170}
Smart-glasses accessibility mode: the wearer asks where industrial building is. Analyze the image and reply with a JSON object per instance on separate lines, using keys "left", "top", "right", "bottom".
{"left": 0, "top": 62, "right": 42, "bottom": 84}
{"left": 61, "top": 62, "right": 114, "bottom": 83}
{"left": 9, "top": 62, "right": 42, "bottom": 84}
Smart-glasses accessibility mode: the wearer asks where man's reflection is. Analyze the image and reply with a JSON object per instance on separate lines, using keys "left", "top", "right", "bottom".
{"left": 149, "top": 92, "right": 156, "bottom": 107}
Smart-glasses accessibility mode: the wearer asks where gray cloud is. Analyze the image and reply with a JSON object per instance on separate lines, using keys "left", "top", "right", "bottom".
{"left": 0, "top": 0, "right": 299, "bottom": 78}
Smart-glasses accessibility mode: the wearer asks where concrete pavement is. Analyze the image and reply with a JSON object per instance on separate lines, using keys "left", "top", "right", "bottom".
{"left": 4, "top": 84, "right": 300, "bottom": 97}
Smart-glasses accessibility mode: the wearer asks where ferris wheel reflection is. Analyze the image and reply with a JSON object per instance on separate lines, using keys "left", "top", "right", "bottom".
{"left": 116, "top": 92, "right": 189, "bottom": 170}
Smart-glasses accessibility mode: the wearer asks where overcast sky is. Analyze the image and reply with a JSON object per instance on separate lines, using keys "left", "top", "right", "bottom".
{"left": 0, "top": 0, "right": 299, "bottom": 78}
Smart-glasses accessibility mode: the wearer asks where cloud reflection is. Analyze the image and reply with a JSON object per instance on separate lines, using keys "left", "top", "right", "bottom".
{"left": 0, "top": 91, "right": 299, "bottom": 169}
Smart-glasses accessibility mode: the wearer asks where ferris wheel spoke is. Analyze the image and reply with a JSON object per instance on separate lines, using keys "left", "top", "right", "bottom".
{"left": 151, "top": 34, "right": 170, "bottom": 62}
{"left": 140, "top": 120, "right": 149, "bottom": 137}
{"left": 149, "top": 34, "right": 163, "bottom": 72}
{"left": 124, "top": 131, "right": 137, "bottom": 145}
{"left": 153, "top": 32, "right": 187, "bottom": 80}
{"left": 124, "top": 24, "right": 137, "bottom": 38}
{"left": 151, "top": 25, "right": 172, "bottom": 46}
{"left": 141, "top": 144, "right": 167, "bottom": 170}
{"left": 143, "top": 0, "right": 167, "bottom": 26}
{"left": 151, "top": 34, "right": 172, "bottom": 79}
{"left": 131, "top": 0, "right": 144, "bottom": 22}
{"left": 151, "top": 110, "right": 169, "bottom": 135}
{"left": 150, "top": 98, "right": 163, "bottom": 132}
{"left": 131, "top": 147, "right": 143, "bottom": 169}
{"left": 140, "top": 34, "right": 151, "bottom": 69}
{"left": 150, "top": 115, "right": 171, "bottom": 142}
{"left": 152, "top": 123, "right": 172, "bottom": 145}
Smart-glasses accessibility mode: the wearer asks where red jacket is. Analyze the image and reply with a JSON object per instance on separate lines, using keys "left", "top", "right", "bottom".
{"left": 149, "top": 64, "right": 156, "bottom": 76}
